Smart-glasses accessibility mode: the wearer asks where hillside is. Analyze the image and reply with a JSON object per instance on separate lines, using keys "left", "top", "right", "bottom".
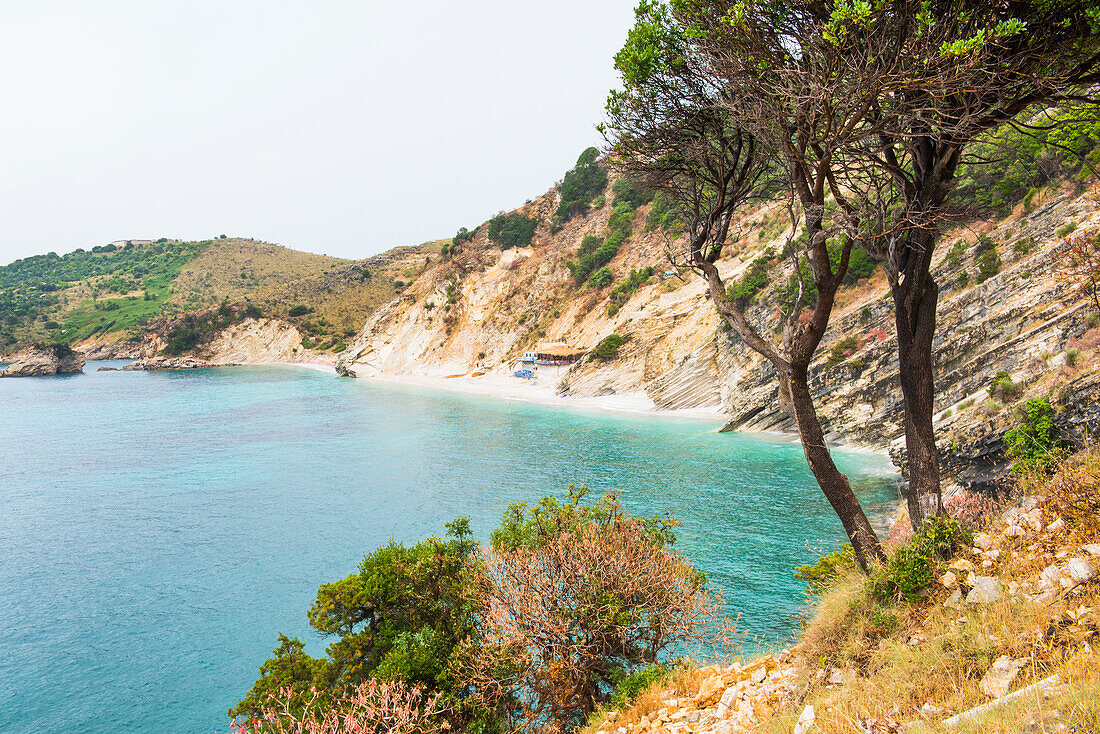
{"left": 0, "top": 236, "right": 440, "bottom": 358}
{"left": 335, "top": 151, "right": 1100, "bottom": 480}
{"left": 579, "top": 450, "right": 1100, "bottom": 733}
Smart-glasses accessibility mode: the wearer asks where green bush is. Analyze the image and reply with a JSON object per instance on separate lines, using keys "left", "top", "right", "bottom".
{"left": 589, "top": 266, "right": 614, "bottom": 288}
{"left": 794, "top": 544, "right": 855, "bottom": 597}
{"left": 1004, "top": 397, "right": 1070, "bottom": 475}
{"left": 488, "top": 213, "right": 538, "bottom": 250}
{"left": 645, "top": 192, "right": 683, "bottom": 232}
{"left": 287, "top": 304, "right": 313, "bottom": 318}
{"left": 729, "top": 257, "right": 771, "bottom": 307}
{"left": 607, "top": 267, "right": 654, "bottom": 315}
{"left": 556, "top": 147, "right": 609, "bottom": 222}
{"left": 945, "top": 240, "right": 967, "bottom": 267}
{"left": 232, "top": 519, "right": 480, "bottom": 723}
{"left": 987, "top": 370, "right": 1021, "bottom": 401}
{"left": 1057, "top": 221, "right": 1079, "bottom": 238}
{"left": 974, "top": 236, "right": 1002, "bottom": 283}
{"left": 611, "top": 178, "right": 654, "bottom": 210}
{"left": 595, "top": 333, "right": 626, "bottom": 360}
{"left": 825, "top": 335, "right": 860, "bottom": 369}
{"left": 871, "top": 515, "right": 971, "bottom": 603}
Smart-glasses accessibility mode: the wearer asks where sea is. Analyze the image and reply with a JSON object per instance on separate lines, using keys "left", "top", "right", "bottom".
{"left": 0, "top": 363, "right": 900, "bottom": 732}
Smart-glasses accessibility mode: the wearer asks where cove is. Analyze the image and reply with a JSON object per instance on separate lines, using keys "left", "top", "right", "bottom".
{"left": 0, "top": 364, "right": 898, "bottom": 732}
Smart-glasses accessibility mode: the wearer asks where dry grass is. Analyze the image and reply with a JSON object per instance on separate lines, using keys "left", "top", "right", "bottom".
{"left": 757, "top": 451, "right": 1100, "bottom": 733}
{"left": 580, "top": 666, "right": 711, "bottom": 734}
{"left": 594, "top": 451, "right": 1100, "bottom": 734}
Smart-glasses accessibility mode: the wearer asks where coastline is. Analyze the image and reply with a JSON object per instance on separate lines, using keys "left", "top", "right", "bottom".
{"left": 335, "top": 370, "right": 733, "bottom": 423}
{"left": 274, "top": 363, "right": 898, "bottom": 465}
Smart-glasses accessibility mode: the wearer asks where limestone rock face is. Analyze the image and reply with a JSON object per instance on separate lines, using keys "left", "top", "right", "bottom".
{"left": 0, "top": 348, "right": 84, "bottom": 377}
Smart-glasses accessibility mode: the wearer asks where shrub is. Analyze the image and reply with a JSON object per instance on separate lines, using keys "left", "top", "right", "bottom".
{"left": 1014, "top": 237, "right": 1037, "bottom": 256}
{"left": 957, "top": 270, "right": 971, "bottom": 287}
{"left": 1004, "top": 397, "right": 1070, "bottom": 475}
{"left": 974, "top": 236, "right": 1002, "bottom": 283}
{"left": 233, "top": 520, "right": 480, "bottom": 727}
{"left": 1057, "top": 221, "right": 1079, "bottom": 238}
{"left": 230, "top": 678, "right": 444, "bottom": 734}
{"left": 987, "top": 370, "right": 1021, "bottom": 401}
{"left": 825, "top": 335, "right": 860, "bottom": 369}
{"left": 645, "top": 192, "right": 683, "bottom": 232}
{"left": 589, "top": 266, "right": 614, "bottom": 288}
{"left": 464, "top": 492, "right": 716, "bottom": 733}
{"left": 871, "top": 515, "right": 971, "bottom": 603}
{"left": 607, "top": 267, "right": 654, "bottom": 315}
{"left": 453, "top": 226, "right": 477, "bottom": 247}
{"left": 945, "top": 240, "right": 967, "bottom": 267}
{"left": 611, "top": 178, "right": 654, "bottom": 210}
{"left": 728, "top": 257, "right": 770, "bottom": 307}
{"left": 288, "top": 305, "right": 313, "bottom": 318}
{"left": 487, "top": 213, "right": 538, "bottom": 250}
{"left": 1067, "top": 347, "right": 1080, "bottom": 366}
{"left": 595, "top": 333, "right": 626, "bottom": 360}
{"left": 860, "top": 306, "right": 872, "bottom": 323}
{"left": 794, "top": 544, "right": 855, "bottom": 597}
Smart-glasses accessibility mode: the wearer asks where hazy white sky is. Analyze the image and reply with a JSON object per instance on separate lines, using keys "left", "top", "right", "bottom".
{"left": 0, "top": 1, "right": 637, "bottom": 264}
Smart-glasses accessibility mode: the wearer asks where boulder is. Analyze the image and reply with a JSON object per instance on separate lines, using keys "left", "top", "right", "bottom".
{"left": 1067, "top": 557, "right": 1095, "bottom": 583}
{"left": 966, "top": 576, "right": 1003, "bottom": 604}
{"left": 980, "top": 656, "right": 1028, "bottom": 698}
{"left": 0, "top": 347, "right": 84, "bottom": 377}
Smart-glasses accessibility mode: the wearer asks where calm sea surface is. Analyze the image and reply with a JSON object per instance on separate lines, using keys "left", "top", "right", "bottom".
{"left": 0, "top": 363, "right": 899, "bottom": 733}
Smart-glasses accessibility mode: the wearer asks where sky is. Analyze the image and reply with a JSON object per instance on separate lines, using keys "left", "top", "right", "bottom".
{"left": 0, "top": 1, "right": 638, "bottom": 264}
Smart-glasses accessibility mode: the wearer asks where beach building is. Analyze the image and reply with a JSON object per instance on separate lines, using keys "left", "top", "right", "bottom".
{"left": 519, "top": 343, "right": 587, "bottom": 366}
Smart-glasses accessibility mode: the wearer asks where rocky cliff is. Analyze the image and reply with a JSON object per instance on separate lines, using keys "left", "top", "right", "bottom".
{"left": 335, "top": 174, "right": 1100, "bottom": 477}
{"left": 0, "top": 346, "right": 84, "bottom": 377}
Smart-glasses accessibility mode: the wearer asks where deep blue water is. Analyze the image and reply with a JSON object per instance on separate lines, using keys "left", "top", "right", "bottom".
{"left": 0, "top": 363, "right": 899, "bottom": 733}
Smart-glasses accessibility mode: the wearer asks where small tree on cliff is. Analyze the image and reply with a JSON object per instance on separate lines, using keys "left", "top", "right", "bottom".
{"left": 603, "top": 0, "right": 888, "bottom": 568}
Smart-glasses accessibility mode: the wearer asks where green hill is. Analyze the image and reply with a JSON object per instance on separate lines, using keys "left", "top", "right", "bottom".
{"left": 0, "top": 236, "right": 442, "bottom": 355}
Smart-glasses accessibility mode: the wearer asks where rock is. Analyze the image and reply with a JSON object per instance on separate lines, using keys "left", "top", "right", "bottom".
{"left": 949, "top": 559, "right": 976, "bottom": 573}
{"left": 945, "top": 588, "right": 964, "bottom": 608}
{"left": 980, "top": 655, "right": 1028, "bottom": 698}
{"left": 1040, "top": 564, "right": 1065, "bottom": 592}
{"left": 96, "top": 366, "right": 120, "bottom": 371}
{"left": 751, "top": 665, "right": 767, "bottom": 684}
{"left": 921, "top": 702, "right": 943, "bottom": 719}
{"left": 1004, "top": 524, "right": 1027, "bottom": 538}
{"left": 1083, "top": 544, "right": 1100, "bottom": 557}
{"left": 122, "top": 357, "right": 229, "bottom": 371}
{"left": 974, "top": 533, "right": 995, "bottom": 551}
{"left": 0, "top": 347, "right": 84, "bottom": 377}
{"left": 1047, "top": 517, "right": 1066, "bottom": 533}
{"left": 966, "top": 577, "right": 1003, "bottom": 604}
{"left": 792, "top": 705, "right": 815, "bottom": 734}
{"left": 1067, "top": 558, "right": 1095, "bottom": 583}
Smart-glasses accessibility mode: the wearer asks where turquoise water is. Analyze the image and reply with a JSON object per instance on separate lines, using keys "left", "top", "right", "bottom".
{"left": 0, "top": 364, "right": 899, "bottom": 733}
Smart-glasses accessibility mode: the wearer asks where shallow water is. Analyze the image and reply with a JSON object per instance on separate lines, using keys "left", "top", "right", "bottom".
{"left": 0, "top": 363, "right": 899, "bottom": 732}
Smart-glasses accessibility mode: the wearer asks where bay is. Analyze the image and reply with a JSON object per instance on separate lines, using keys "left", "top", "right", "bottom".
{"left": 0, "top": 363, "right": 898, "bottom": 732}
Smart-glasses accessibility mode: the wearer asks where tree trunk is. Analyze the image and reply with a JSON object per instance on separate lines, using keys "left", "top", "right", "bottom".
{"left": 894, "top": 263, "right": 943, "bottom": 528}
{"left": 786, "top": 365, "right": 886, "bottom": 571}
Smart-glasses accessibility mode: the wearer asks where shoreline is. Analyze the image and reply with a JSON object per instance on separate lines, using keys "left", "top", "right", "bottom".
{"left": 337, "top": 369, "right": 733, "bottom": 423}
{"left": 274, "top": 363, "right": 898, "bottom": 463}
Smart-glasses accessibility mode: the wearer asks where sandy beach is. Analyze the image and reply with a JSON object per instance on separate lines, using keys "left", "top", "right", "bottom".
{"left": 335, "top": 368, "right": 731, "bottom": 422}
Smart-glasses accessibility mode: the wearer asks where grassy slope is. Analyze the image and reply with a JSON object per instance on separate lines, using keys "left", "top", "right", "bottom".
{"left": 0, "top": 237, "right": 433, "bottom": 352}
{"left": 169, "top": 238, "right": 347, "bottom": 310}
{"left": 587, "top": 451, "right": 1100, "bottom": 733}
{"left": 250, "top": 240, "right": 445, "bottom": 349}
